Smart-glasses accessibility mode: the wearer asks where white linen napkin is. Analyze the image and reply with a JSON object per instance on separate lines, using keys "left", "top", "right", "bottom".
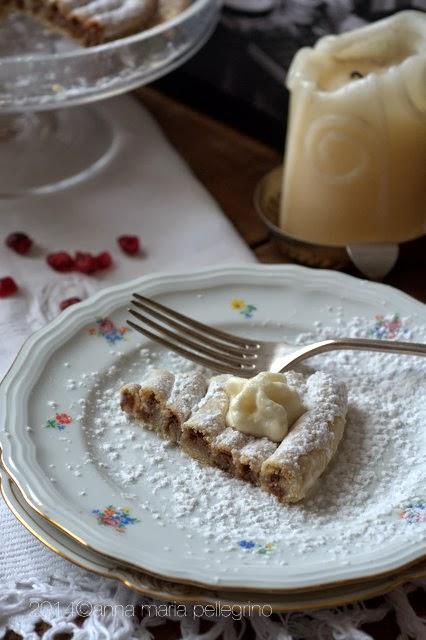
{"left": 0, "top": 93, "right": 255, "bottom": 636}
{"left": 0, "top": 95, "right": 424, "bottom": 640}
{"left": 0, "top": 95, "right": 254, "bottom": 377}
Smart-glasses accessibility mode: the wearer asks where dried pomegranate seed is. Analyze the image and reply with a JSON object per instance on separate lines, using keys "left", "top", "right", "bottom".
{"left": 117, "top": 235, "right": 140, "bottom": 255}
{"left": 74, "top": 252, "right": 98, "bottom": 274}
{"left": 96, "top": 251, "right": 113, "bottom": 270}
{"left": 47, "top": 251, "right": 75, "bottom": 273}
{"left": 59, "top": 297, "right": 81, "bottom": 311}
{"left": 0, "top": 276, "right": 18, "bottom": 298}
{"left": 6, "top": 232, "right": 33, "bottom": 255}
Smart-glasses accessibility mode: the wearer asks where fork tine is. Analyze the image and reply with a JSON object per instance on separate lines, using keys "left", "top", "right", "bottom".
{"left": 131, "top": 298, "right": 256, "bottom": 358}
{"left": 128, "top": 309, "right": 256, "bottom": 367}
{"left": 133, "top": 293, "right": 259, "bottom": 350}
{"left": 127, "top": 320, "right": 255, "bottom": 376}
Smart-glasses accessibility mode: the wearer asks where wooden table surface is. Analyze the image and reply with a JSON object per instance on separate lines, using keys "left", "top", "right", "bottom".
{"left": 3, "top": 88, "right": 425, "bottom": 640}
{"left": 139, "top": 88, "right": 426, "bottom": 305}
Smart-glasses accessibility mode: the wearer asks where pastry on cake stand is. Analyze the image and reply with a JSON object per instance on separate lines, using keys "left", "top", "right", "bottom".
{"left": 0, "top": 0, "right": 219, "bottom": 197}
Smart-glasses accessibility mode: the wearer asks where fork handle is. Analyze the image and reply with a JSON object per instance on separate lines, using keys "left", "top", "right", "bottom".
{"left": 300, "top": 338, "right": 426, "bottom": 360}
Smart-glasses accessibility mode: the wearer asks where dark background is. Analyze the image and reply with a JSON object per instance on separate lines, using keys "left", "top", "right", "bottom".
{"left": 153, "top": 1, "right": 425, "bottom": 149}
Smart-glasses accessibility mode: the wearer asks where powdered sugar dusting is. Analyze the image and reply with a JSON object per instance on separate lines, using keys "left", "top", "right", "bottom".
{"left": 167, "top": 371, "right": 207, "bottom": 421}
{"left": 270, "top": 370, "right": 347, "bottom": 462}
{"left": 77, "top": 314, "right": 425, "bottom": 565}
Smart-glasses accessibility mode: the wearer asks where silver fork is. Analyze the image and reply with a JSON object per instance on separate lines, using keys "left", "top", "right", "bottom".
{"left": 127, "top": 294, "right": 426, "bottom": 377}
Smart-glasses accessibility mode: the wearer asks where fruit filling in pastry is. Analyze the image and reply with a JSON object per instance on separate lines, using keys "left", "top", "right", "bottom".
{"left": 120, "top": 368, "right": 347, "bottom": 503}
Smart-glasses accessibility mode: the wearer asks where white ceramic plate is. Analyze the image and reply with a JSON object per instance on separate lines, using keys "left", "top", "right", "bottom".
{"left": 1, "top": 265, "right": 425, "bottom": 591}
{"left": 2, "top": 467, "right": 426, "bottom": 611}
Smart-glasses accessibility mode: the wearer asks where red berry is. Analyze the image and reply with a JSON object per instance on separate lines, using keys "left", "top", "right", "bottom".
{"left": 117, "top": 235, "right": 140, "bottom": 255}
{"left": 6, "top": 232, "right": 33, "bottom": 255}
{"left": 59, "top": 297, "right": 81, "bottom": 311}
{"left": 47, "top": 251, "right": 75, "bottom": 273}
{"left": 0, "top": 276, "right": 18, "bottom": 298}
{"left": 96, "top": 251, "right": 113, "bottom": 270}
{"left": 74, "top": 252, "right": 98, "bottom": 274}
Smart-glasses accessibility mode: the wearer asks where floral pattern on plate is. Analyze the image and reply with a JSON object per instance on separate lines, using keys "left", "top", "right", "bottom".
{"left": 231, "top": 299, "right": 257, "bottom": 319}
{"left": 399, "top": 501, "right": 426, "bottom": 524}
{"left": 92, "top": 505, "right": 140, "bottom": 533}
{"left": 368, "top": 314, "right": 409, "bottom": 340}
{"left": 88, "top": 318, "right": 129, "bottom": 344}
{"left": 238, "top": 539, "right": 274, "bottom": 555}
{"left": 46, "top": 413, "right": 73, "bottom": 431}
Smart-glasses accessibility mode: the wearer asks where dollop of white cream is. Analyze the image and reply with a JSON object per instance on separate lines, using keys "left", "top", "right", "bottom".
{"left": 224, "top": 372, "right": 304, "bottom": 442}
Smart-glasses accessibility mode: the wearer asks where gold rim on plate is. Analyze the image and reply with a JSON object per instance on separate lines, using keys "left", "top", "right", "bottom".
{"left": 2, "top": 433, "right": 426, "bottom": 595}
{"left": 1, "top": 266, "right": 425, "bottom": 594}
{"left": 2, "top": 468, "right": 426, "bottom": 612}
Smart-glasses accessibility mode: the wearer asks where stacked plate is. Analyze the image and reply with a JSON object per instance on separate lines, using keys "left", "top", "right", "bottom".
{"left": 1, "top": 265, "right": 425, "bottom": 611}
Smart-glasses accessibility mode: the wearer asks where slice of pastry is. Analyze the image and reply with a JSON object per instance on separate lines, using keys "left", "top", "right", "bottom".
{"left": 180, "top": 373, "right": 284, "bottom": 482}
{"left": 260, "top": 372, "right": 347, "bottom": 502}
{"left": 120, "top": 368, "right": 347, "bottom": 503}
{"left": 120, "top": 368, "right": 207, "bottom": 443}
{"left": 3, "top": 0, "right": 187, "bottom": 46}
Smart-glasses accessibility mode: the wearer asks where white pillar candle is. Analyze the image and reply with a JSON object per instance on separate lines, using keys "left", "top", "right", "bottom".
{"left": 280, "top": 11, "right": 426, "bottom": 247}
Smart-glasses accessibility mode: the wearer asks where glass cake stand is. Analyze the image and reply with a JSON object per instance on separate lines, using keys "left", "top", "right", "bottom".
{"left": 0, "top": 0, "right": 219, "bottom": 197}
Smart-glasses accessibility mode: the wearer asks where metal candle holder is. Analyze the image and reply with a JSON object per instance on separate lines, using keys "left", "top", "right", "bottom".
{"left": 254, "top": 166, "right": 400, "bottom": 279}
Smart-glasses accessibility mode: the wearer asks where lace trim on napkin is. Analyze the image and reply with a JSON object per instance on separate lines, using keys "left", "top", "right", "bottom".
{"left": 1, "top": 574, "right": 425, "bottom": 639}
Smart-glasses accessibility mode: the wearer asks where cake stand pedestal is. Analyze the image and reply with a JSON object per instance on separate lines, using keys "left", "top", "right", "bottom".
{"left": 0, "top": 0, "right": 219, "bottom": 198}
{"left": 0, "top": 109, "right": 114, "bottom": 197}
